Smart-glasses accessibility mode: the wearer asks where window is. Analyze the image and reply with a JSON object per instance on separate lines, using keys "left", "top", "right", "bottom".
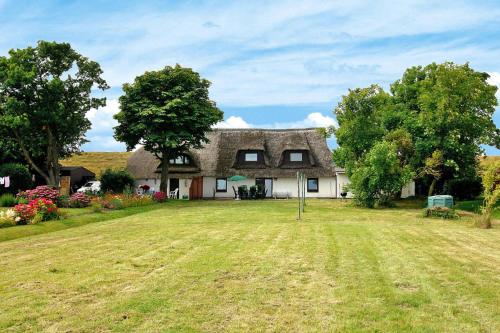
{"left": 244, "top": 153, "right": 258, "bottom": 162}
{"left": 307, "top": 178, "right": 319, "bottom": 192}
{"left": 169, "top": 155, "right": 190, "bottom": 165}
{"left": 290, "top": 152, "right": 303, "bottom": 162}
{"left": 216, "top": 178, "right": 227, "bottom": 192}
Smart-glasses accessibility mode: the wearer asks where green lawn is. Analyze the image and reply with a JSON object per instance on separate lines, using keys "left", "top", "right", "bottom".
{"left": 0, "top": 204, "right": 169, "bottom": 242}
{"left": 0, "top": 200, "right": 498, "bottom": 332}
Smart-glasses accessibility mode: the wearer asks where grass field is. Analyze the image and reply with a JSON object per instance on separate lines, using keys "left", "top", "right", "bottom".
{"left": 59, "top": 152, "right": 133, "bottom": 176}
{"left": 0, "top": 200, "right": 498, "bottom": 332}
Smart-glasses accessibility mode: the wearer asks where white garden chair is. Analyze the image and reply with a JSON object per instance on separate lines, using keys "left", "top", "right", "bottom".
{"left": 169, "top": 188, "right": 179, "bottom": 199}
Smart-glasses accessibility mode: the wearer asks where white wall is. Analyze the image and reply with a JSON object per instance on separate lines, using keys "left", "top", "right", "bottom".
{"left": 336, "top": 173, "right": 353, "bottom": 198}
{"left": 202, "top": 176, "right": 337, "bottom": 198}
{"left": 136, "top": 177, "right": 191, "bottom": 198}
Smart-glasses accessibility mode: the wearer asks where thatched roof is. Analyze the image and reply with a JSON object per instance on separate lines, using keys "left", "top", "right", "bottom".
{"left": 127, "top": 128, "right": 336, "bottom": 179}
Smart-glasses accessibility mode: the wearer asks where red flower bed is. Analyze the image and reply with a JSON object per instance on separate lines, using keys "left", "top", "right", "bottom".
{"left": 153, "top": 191, "right": 167, "bottom": 202}
{"left": 13, "top": 198, "right": 59, "bottom": 224}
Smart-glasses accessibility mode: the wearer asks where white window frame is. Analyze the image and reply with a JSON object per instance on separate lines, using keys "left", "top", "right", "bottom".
{"left": 216, "top": 178, "right": 227, "bottom": 192}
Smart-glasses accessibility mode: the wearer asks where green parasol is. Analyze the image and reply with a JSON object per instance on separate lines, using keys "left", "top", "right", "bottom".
{"left": 229, "top": 175, "right": 247, "bottom": 181}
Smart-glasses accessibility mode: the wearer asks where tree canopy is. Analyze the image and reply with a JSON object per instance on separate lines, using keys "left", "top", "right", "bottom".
{"left": 0, "top": 41, "right": 108, "bottom": 186}
{"left": 333, "top": 62, "right": 499, "bottom": 206}
{"left": 114, "top": 64, "right": 223, "bottom": 192}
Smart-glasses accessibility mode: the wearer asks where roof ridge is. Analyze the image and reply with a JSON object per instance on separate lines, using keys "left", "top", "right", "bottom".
{"left": 212, "top": 127, "right": 322, "bottom": 132}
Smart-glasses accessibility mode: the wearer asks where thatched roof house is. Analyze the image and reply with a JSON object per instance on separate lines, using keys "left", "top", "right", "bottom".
{"left": 127, "top": 128, "right": 336, "bottom": 179}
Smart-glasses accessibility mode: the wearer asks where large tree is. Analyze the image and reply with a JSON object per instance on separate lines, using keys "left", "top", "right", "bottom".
{"left": 114, "top": 64, "right": 223, "bottom": 192}
{"left": 0, "top": 41, "right": 108, "bottom": 186}
{"left": 391, "top": 62, "right": 499, "bottom": 195}
{"left": 333, "top": 62, "right": 499, "bottom": 202}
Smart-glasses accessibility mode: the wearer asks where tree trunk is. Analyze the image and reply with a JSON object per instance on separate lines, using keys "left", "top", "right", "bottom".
{"left": 428, "top": 178, "right": 437, "bottom": 197}
{"left": 13, "top": 130, "right": 51, "bottom": 185}
{"left": 160, "top": 150, "right": 170, "bottom": 193}
{"left": 46, "top": 127, "right": 60, "bottom": 187}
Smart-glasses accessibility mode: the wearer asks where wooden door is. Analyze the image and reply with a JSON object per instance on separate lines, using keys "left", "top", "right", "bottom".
{"left": 189, "top": 177, "right": 203, "bottom": 199}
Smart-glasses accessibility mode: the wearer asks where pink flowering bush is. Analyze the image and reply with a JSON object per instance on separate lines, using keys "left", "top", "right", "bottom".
{"left": 153, "top": 191, "right": 167, "bottom": 202}
{"left": 19, "top": 186, "right": 61, "bottom": 202}
{"left": 69, "top": 192, "right": 91, "bottom": 208}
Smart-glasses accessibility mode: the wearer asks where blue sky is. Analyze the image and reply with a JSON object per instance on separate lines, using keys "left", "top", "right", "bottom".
{"left": 1, "top": 0, "right": 500, "bottom": 153}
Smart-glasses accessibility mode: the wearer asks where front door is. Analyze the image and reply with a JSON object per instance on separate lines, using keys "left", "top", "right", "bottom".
{"left": 169, "top": 178, "right": 179, "bottom": 198}
{"left": 189, "top": 177, "right": 203, "bottom": 199}
{"left": 255, "top": 178, "right": 273, "bottom": 198}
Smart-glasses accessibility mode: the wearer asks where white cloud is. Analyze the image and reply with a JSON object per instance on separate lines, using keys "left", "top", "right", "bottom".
{"left": 488, "top": 72, "right": 500, "bottom": 87}
{"left": 214, "top": 112, "right": 337, "bottom": 130}
{"left": 214, "top": 116, "right": 252, "bottom": 128}
{"left": 265, "top": 112, "right": 338, "bottom": 129}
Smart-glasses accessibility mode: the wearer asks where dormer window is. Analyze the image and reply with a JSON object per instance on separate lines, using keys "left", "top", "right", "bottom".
{"left": 169, "top": 154, "right": 191, "bottom": 165}
{"left": 235, "top": 150, "right": 265, "bottom": 168}
{"left": 280, "top": 150, "right": 311, "bottom": 167}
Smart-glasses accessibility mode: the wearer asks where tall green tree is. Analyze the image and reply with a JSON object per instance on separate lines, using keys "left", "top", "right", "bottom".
{"left": 333, "top": 62, "right": 499, "bottom": 203}
{"left": 332, "top": 85, "right": 391, "bottom": 175}
{"left": 114, "top": 64, "right": 223, "bottom": 192}
{"left": 391, "top": 62, "right": 499, "bottom": 195}
{"left": 349, "top": 141, "right": 414, "bottom": 208}
{"left": 0, "top": 41, "right": 108, "bottom": 186}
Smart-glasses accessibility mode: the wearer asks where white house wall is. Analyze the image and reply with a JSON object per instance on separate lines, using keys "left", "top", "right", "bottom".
{"left": 135, "top": 175, "right": 415, "bottom": 200}
{"left": 203, "top": 176, "right": 337, "bottom": 199}
{"left": 135, "top": 177, "right": 191, "bottom": 198}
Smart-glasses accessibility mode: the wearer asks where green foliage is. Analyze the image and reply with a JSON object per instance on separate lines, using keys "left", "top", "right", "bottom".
{"left": 0, "top": 163, "right": 33, "bottom": 195}
{"left": 333, "top": 62, "right": 498, "bottom": 200}
{"left": 349, "top": 141, "right": 415, "bottom": 208}
{"left": 114, "top": 64, "right": 223, "bottom": 192}
{"left": 391, "top": 62, "right": 498, "bottom": 190}
{"left": 99, "top": 169, "right": 135, "bottom": 193}
{"left": 423, "top": 206, "right": 459, "bottom": 219}
{"left": 0, "top": 194, "right": 17, "bottom": 207}
{"left": 0, "top": 41, "right": 108, "bottom": 186}
{"left": 333, "top": 85, "right": 390, "bottom": 172}
{"left": 475, "top": 161, "right": 500, "bottom": 228}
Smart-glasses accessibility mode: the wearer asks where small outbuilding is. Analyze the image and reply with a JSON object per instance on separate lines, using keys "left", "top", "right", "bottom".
{"left": 60, "top": 166, "right": 96, "bottom": 193}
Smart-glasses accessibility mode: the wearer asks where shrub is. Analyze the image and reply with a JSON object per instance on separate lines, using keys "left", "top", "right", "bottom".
{"left": 423, "top": 206, "right": 459, "bottom": 219}
{"left": 13, "top": 203, "right": 37, "bottom": 225}
{"left": 0, "top": 209, "right": 17, "bottom": 226}
{"left": 122, "top": 195, "right": 154, "bottom": 207}
{"left": 58, "top": 195, "right": 71, "bottom": 208}
{"left": 13, "top": 198, "right": 59, "bottom": 224}
{"left": 21, "top": 186, "right": 61, "bottom": 202}
{"left": 153, "top": 191, "right": 167, "bottom": 202}
{"left": 0, "top": 193, "right": 17, "bottom": 207}
{"left": 475, "top": 161, "right": 500, "bottom": 229}
{"left": 97, "top": 193, "right": 154, "bottom": 209}
{"left": 69, "top": 192, "right": 91, "bottom": 208}
{"left": 100, "top": 169, "right": 135, "bottom": 193}
{"left": 349, "top": 142, "right": 415, "bottom": 208}
{"left": 29, "top": 198, "right": 59, "bottom": 221}
{"left": 0, "top": 163, "right": 33, "bottom": 195}
{"left": 91, "top": 202, "right": 103, "bottom": 213}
